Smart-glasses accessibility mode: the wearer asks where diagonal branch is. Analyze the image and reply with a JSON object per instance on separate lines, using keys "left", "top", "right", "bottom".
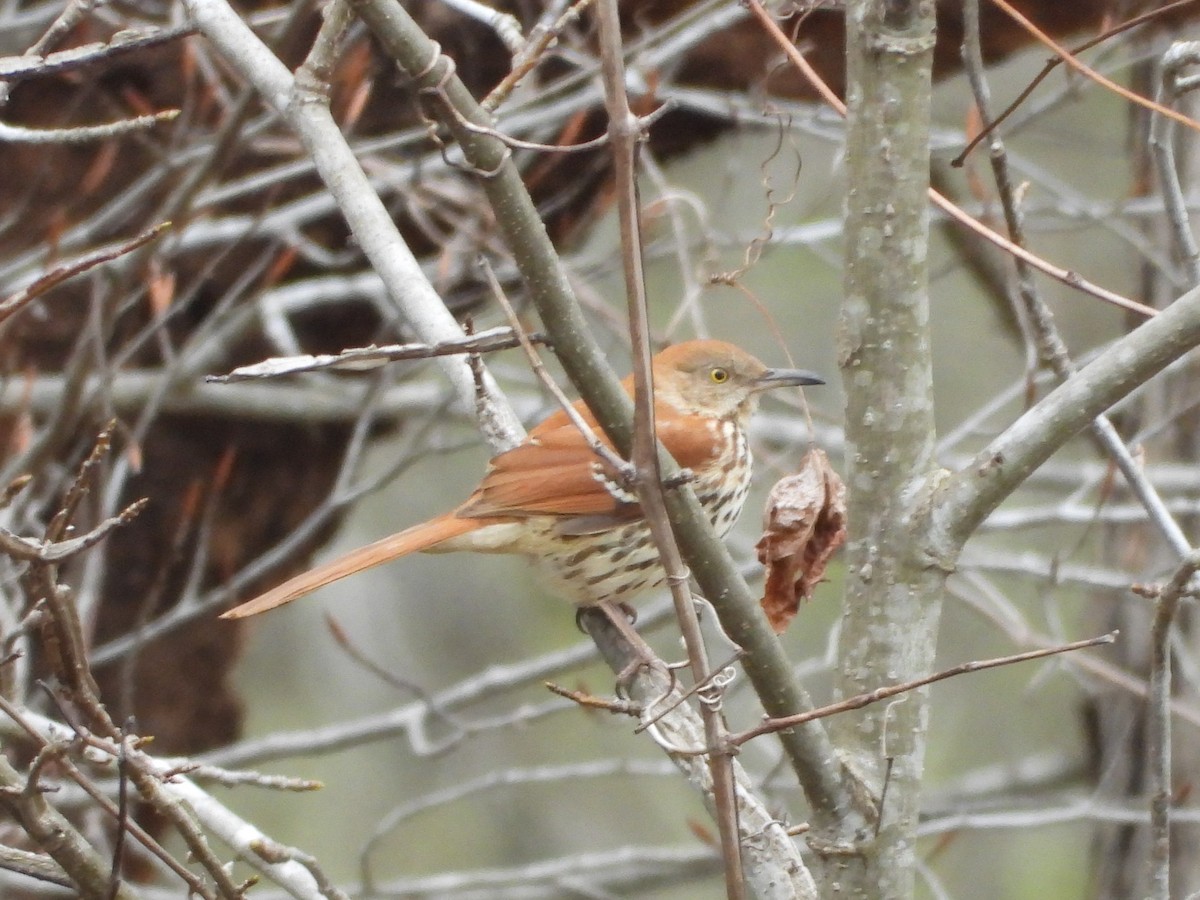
{"left": 348, "top": 0, "right": 859, "bottom": 835}
{"left": 932, "top": 283, "right": 1200, "bottom": 557}
{"left": 180, "top": 0, "right": 524, "bottom": 453}
{"left": 734, "top": 632, "right": 1117, "bottom": 745}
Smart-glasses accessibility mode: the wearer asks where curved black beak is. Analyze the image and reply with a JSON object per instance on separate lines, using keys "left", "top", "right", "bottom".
{"left": 755, "top": 367, "right": 825, "bottom": 391}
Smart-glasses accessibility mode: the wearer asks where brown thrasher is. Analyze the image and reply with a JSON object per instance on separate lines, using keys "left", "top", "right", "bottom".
{"left": 223, "top": 340, "right": 822, "bottom": 619}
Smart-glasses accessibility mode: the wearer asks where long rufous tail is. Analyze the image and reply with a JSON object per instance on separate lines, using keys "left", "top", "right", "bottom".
{"left": 222, "top": 514, "right": 484, "bottom": 619}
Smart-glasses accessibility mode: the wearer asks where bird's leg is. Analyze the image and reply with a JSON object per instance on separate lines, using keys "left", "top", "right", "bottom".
{"left": 573, "top": 600, "right": 636, "bottom": 630}
{"left": 599, "top": 599, "right": 652, "bottom": 653}
{"left": 576, "top": 602, "right": 665, "bottom": 691}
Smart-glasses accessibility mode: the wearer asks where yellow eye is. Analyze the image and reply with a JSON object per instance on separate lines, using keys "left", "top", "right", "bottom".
{"left": 709, "top": 367, "right": 730, "bottom": 384}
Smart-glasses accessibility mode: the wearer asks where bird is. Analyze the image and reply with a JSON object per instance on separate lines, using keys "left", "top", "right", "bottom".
{"left": 222, "top": 340, "right": 822, "bottom": 619}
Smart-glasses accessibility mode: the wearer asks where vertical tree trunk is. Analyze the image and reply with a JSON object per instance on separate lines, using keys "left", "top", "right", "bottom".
{"left": 824, "top": 1, "right": 939, "bottom": 896}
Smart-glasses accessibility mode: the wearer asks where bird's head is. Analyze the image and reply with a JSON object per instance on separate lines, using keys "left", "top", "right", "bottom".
{"left": 650, "top": 340, "right": 824, "bottom": 421}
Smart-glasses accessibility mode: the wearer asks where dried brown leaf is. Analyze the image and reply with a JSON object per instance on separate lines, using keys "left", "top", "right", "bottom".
{"left": 755, "top": 448, "right": 846, "bottom": 633}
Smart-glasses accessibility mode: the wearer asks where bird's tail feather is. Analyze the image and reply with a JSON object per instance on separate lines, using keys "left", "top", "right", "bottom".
{"left": 222, "top": 514, "right": 482, "bottom": 619}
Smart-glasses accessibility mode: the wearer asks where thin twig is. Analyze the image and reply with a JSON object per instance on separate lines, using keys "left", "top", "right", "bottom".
{"left": 0, "top": 752, "right": 141, "bottom": 900}
{"left": 594, "top": 2, "right": 745, "bottom": 894}
{"left": 209, "top": 326, "right": 545, "bottom": 382}
{"left": 448, "top": 102, "right": 673, "bottom": 153}
{"left": 973, "top": 0, "right": 1200, "bottom": 152}
{"left": 0, "top": 24, "right": 195, "bottom": 82}
{"left": 1151, "top": 42, "right": 1200, "bottom": 285}
{"left": 0, "top": 110, "right": 178, "bottom": 144}
{"left": 953, "top": 0, "right": 1200, "bottom": 165}
{"left": 0, "top": 223, "right": 170, "bottom": 324}
{"left": 1147, "top": 551, "right": 1200, "bottom": 899}
{"left": 734, "top": 632, "right": 1118, "bottom": 746}
{"left": 482, "top": 0, "right": 600, "bottom": 112}
{"left": 744, "top": 0, "right": 1157, "bottom": 320}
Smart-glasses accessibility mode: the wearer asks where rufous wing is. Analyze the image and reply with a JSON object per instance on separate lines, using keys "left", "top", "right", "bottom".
{"left": 458, "top": 403, "right": 724, "bottom": 521}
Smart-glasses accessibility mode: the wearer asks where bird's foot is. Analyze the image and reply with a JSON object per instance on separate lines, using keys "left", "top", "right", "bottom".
{"left": 575, "top": 600, "right": 637, "bottom": 631}
{"left": 575, "top": 602, "right": 663, "bottom": 693}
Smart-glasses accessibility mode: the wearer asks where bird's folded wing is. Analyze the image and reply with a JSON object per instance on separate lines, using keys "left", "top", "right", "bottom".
{"left": 458, "top": 410, "right": 722, "bottom": 520}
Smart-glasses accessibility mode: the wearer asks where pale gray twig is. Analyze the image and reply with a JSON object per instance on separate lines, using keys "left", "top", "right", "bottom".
{"left": 359, "top": 758, "right": 677, "bottom": 890}
{"left": 181, "top": 0, "right": 523, "bottom": 451}
{"left": 0, "top": 110, "right": 177, "bottom": 143}
{"left": 210, "top": 326, "right": 542, "bottom": 382}
{"left": 1147, "top": 550, "right": 1200, "bottom": 899}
